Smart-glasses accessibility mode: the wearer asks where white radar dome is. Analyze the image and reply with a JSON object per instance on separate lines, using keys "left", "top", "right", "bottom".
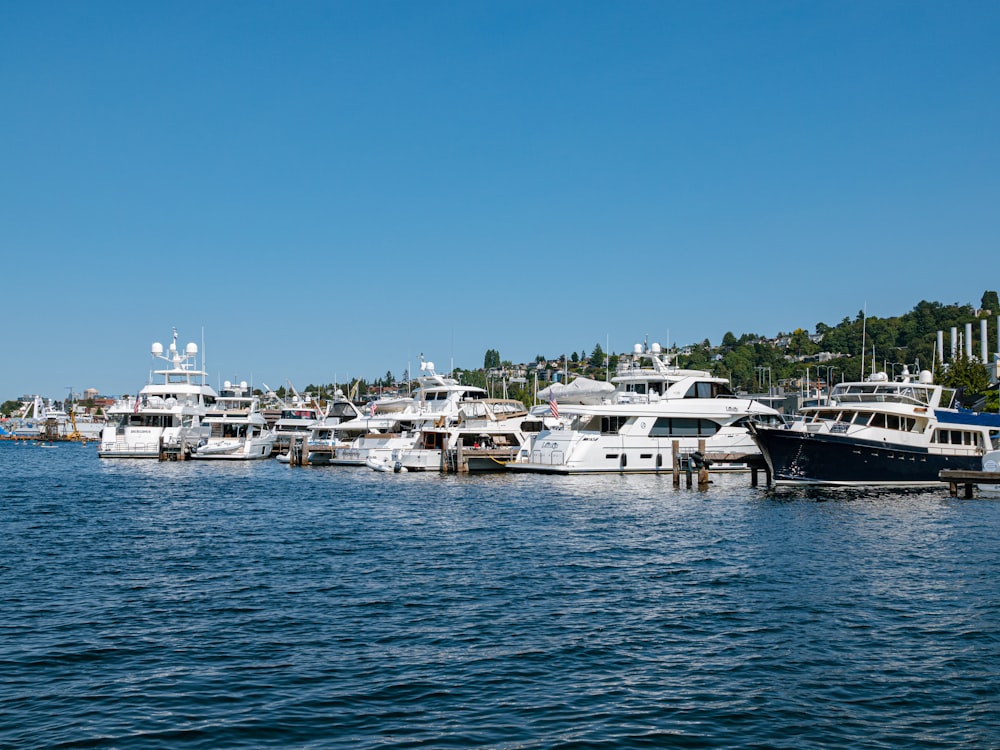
{"left": 919, "top": 370, "right": 933, "bottom": 384}
{"left": 151, "top": 342, "right": 163, "bottom": 356}
{"left": 186, "top": 343, "right": 198, "bottom": 356}
{"left": 224, "top": 380, "right": 232, "bottom": 389}
{"left": 633, "top": 344, "right": 642, "bottom": 355}
{"left": 651, "top": 343, "right": 661, "bottom": 354}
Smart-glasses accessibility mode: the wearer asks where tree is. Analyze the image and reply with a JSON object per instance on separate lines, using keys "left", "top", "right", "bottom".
{"left": 722, "top": 331, "right": 737, "bottom": 348}
{"left": 483, "top": 349, "right": 501, "bottom": 370}
{"left": 982, "top": 290, "right": 999, "bottom": 314}
{"left": 589, "top": 343, "right": 606, "bottom": 368}
{"left": 938, "top": 352, "right": 991, "bottom": 408}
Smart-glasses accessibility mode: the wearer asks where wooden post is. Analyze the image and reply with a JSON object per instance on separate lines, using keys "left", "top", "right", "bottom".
{"left": 672, "top": 440, "right": 680, "bottom": 488}
{"left": 697, "top": 439, "right": 709, "bottom": 488}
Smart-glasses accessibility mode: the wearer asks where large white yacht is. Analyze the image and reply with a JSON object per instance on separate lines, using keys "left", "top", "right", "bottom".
{"left": 388, "top": 398, "right": 551, "bottom": 472}
{"left": 295, "top": 389, "right": 365, "bottom": 464}
{"left": 750, "top": 367, "right": 1000, "bottom": 486}
{"left": 264, "top": 383, "right": 329, "bottom": 454}
{"left": 308, "top": 358, "right": 491, "bottom": 467}
{"left": 192, "top": 381, "right": 275, "bottom": 460}
{"left": 507, "top": 341, "right": 783, "bottom": 474}
{"left": 98, "top": 330, "right": 218, "bottom": 458}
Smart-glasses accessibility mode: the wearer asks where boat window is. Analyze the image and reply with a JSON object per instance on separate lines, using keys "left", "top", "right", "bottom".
{"left": 684, "top": 382, "right": 715, "bottom": 399}
{"left": 869, "top": 413, "right": 887, "bottom": 428}
{"left": 601, "top": 416, "right": 629, "bottom": 435}
{"left": 886, "top": 415, "right": 899, "bottom": 430}
{"left": 649, "top": 417, "right": 720, "bottom": 437}
{"left": 933, "top": 429, "right": 973, "bottom": 445}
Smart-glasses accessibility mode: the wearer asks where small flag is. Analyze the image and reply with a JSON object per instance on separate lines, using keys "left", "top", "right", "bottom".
{"left": 134, "top": 393, "right": 141, "bottom": 413}
{"left": 549, "top": 397, "right": 559, "bottom": 419}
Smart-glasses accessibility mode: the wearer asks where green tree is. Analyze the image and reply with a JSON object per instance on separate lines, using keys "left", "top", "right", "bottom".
{"left": 982, "top": 290, "right": 998, "bottom": 313}
{"left": 938, "top": 352, "right": 991, "bottom": 408}
{"left": 589, "top": 343, "right": 606, "bottom": 368}
{"left": 483, "top": 349, "right": 501, "bottom": 370}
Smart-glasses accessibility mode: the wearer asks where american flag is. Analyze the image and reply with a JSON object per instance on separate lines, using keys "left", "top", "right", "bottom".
{"left": 549, "top": 397, "right": 559, "bottom": 419}
{"left": 134, "top": 392, "right": 141, "bottom": 413}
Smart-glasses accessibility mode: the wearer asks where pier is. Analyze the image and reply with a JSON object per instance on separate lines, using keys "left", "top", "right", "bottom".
{"left": 940, "top": 469, "right": 1000, "bottom": 498}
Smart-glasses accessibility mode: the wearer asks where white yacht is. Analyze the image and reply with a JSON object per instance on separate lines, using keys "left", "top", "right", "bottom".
{"left": 750, "top": 367, "right": 1000, "bottom": 486}
{"left": 99, "top": 330, "right": 218, "bottom": 458}
{"left": 508, "top": 341, "right": 783, "bottom": 474}
{"left": 265, "top": 383, "right": 329, "bottom": 454}
{"left": 311, "top": 358, "right": 489, "bottom": 467}
{"left": 193, "top": 381, "right": 275, "bottom": 460}
{"left": 298, "top": 390, "right": 366, "bottom": 464}
{"left": 390, "top": 398, "right": 550, "bottom": 472}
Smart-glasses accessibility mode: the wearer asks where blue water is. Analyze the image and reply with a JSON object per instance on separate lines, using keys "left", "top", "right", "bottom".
{"left": 2, "top": 442, "right": 999, "bottom": 749}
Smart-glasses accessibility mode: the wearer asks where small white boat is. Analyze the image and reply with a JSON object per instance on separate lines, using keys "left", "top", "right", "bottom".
{"left": 366, "top": 455, "right": 406, "bottom": 473}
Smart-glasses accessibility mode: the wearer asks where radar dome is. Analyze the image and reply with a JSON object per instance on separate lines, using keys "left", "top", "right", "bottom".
{"left": 151, "top": 342, "right": 164, "bottom": 356}
{"left": 186, "top": 343, "right": 198, "bottom": 356}
{"left": 919, "top": 370, "right": 933, "bottom": 384}
{"left": 651, "top": 343, "right": 661, "bottom": 354}
{"left": 633, "top": 344, "right": 642, "bottom": 355}
{"left": 224, "top": 380, "right": 232, "bottom": 389}
{"left": 240, "top": 381, "right": 248, "bottom": 390}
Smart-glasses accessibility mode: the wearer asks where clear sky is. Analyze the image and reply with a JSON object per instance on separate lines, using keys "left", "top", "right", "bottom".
{"left": 2, "top": 1, "right": 998, "bottom": 400}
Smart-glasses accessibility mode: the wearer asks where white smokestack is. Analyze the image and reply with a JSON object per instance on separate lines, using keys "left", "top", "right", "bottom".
{"left": 965, "top": 323, "right": 973, "bottom": 358}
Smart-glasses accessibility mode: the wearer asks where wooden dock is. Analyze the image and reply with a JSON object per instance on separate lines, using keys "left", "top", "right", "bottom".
{"left": 939, "top": 469, "right": 1000, "bottom": 498}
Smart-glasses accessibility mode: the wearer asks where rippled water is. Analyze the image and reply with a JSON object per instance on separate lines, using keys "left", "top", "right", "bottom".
{"left": 2, "top": 441, "right": 999, "bottom": 748}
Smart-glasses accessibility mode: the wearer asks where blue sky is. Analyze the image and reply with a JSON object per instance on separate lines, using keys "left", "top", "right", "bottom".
{"left": 2, "top": 1, "right": 998, "bottom": 400}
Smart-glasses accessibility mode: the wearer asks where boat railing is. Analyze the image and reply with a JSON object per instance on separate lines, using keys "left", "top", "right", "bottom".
{"left": 832, "top": 392, "right": 930, "bottom": 407}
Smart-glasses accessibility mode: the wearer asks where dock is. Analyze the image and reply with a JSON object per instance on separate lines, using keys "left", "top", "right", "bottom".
{"left": 939, "top": 469, "right": 1000, "bottom": 498}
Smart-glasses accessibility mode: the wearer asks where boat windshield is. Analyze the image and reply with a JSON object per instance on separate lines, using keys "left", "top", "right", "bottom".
{"left": 831, "top": 382, "right": 933, "bottom": 406}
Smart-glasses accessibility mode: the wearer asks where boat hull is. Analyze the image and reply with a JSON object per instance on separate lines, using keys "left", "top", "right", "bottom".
{"left": 751, "top": 425, "right": 982, "bottom": 486}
